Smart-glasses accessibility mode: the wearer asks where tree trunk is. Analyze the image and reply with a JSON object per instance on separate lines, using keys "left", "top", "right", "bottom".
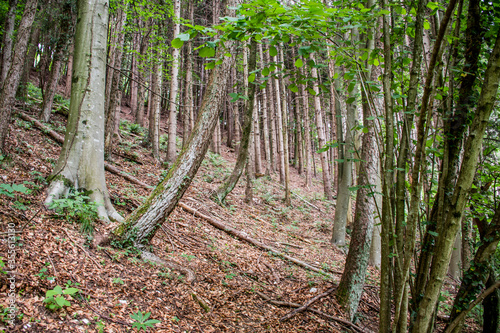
{"left": 300, "top": 65, "right": 312, "bottom": 187}
{"left": 19, "top": 20, "right": 40, "bottom": 99}
{"left": 166, "top": 0, "right": 181, "bottom": 163}
{"left": 44, "top": 0, "right": 122, "bottom": 223}
{"left": 254, "top": 93, "right": 262, "bottom": 175}
{"left": 112, "top": 15, "right": 236, "bottom": 246}
{"left": 279, "top": 47, "right": 291, "bottom": 205}
{"left": 273, "top": 55, "right": 285, "bottom": 184}
{"left": 183, "top": 1, "right": 194, "bottom": 149}
{"left": 104, "top": 7, "right": 127, "bottom": 156}
{"left": 64, "top": 44, "right": 74, "bottom": 98}
{"left": 148, "top": 54, "right": 162, "bottom": 162}
{"left": 0, "top": 0, "right": 19, "bottom": 83}
{"left": 0, "top": 0, "right": 38, "bottom": 152}
{"left": 40, "top": 49, "right": 64, "bottom": 122}
{"left": 211, "top": 40, "right": 257, "bottom": 204}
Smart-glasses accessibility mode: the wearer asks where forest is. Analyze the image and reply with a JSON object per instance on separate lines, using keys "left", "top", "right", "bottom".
{"left": 0, "top": 0, "right": 499, "bottom": 331}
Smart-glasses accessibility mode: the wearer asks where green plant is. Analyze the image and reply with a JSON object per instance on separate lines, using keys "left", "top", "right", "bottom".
{"left": 130, "top": 311, "right": 160, "bottom": 331}
{"left": 43, "top": 285, "right": 80, "bottom": 310}
{"left": 112, "top": 277, "right": 124, "bottom": 285}
{"left": 35, "top": 263, "right": 55, "bottom": 282}
{"left": 0, "top": 183, "right": 30, "bottom": 198}
{"left": 48, "top": 189, "right": 99, "bottom": 234}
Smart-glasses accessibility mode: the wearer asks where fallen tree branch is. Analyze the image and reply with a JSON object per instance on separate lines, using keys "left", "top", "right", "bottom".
{"left": 280, "top": 287, "right": 335, "bottom": 322}
{"left": 140, "top": 250, "right": 196, "bottom": 283}
{"left": 178, "top": 202, "right": 333, "bottom": 279}
{"left": 17, "top": 112, "right": 153, "bottom": 190}
{"left": 255, "top": 291, "right": 368, "bottom": 333}
{"left": 62, "top": 229, "right": 100, "bottom": 268}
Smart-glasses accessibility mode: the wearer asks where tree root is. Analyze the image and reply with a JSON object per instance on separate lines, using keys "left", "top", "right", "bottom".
{"left": 140, "top": 250, "right": 196, "bottom": 283}
{"left": 17, "top": 112, "right": 153, "bottom": 190}
{"left": 178, "top": 202, "right": 333, "bottom": 279}
{"left": 255, "top": 290, "right": 369, "bottom": 333}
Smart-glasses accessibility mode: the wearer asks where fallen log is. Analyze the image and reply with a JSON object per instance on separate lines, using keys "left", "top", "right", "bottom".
{"left": 178, "top": 202, "right": 334, "bottom": 279}
{"left": 17, "top": 112, "right": 153, "bottom": 190}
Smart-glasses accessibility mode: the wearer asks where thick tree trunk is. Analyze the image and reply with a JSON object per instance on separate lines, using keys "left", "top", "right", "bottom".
{"left": 336, "top": 90, "right": 379, "bottom": 321}
{"left": 44, "top": 0, "right": 122, "bottom": 222}
{"left": 0, "top": 0, "right": 38, "bottom": 152}
{"left": 19, "top": 20, "right": 40, "bottom": 99}
{"left": 211, "top": 40, "right": 257, "bottom": 204}
{"left": 64, "top": 44, "right": 74, "bottom": 98}
{"left": 166, "top": 0, "right": 181, "bottom": 163}
{"left": 112, "top": 6, "right": 236, "bottom": 245}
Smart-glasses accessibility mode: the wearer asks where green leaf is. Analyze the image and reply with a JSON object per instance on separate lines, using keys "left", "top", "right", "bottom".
{"left": 248, "top": 73, "right": 256, "bottom": 83}
{"left": 423, "top": 20, "right": 430, "bottom": 30}
{"left": 63, "top": 288, "right": 80, "bottom": 295}
{"left": 308, "top": 88, "right": 317, "bottom": 96}
{"left": 171, "top": 38, "right": 184, "bottom": 49}
{"left": 435, "top": 93, "right": 443, "bottom": 100}
{"left": 360, "top": 52, "right": 368, "bottom": 61}
{"left": 288, "top": 84, "right": 298, "bottom": 93}
{"left": 428, "top": 230, "right": 439, "bottom": 237}
{"left": 199, "top": 47, "right": 215, "bottom": 58}
{"left": 55, "top": 295, "right": 67, "bottom": 307}
{"left": 262, "top": 67, "right": 269, "bottom": 76}
{"left": 380, "top": 9, "right": 390, "bottom": 15}
{"left": 346, "top": 97, "right": 356, "bottom": 104}
{"left": 294, "top": 58, "right": 303, "bottom": 68}
{"left": 269, "top": 46, "right": 277, "bottom": 57}
{"left": 205, "top": 62, "right": 215, "bottom": 70}
{"left": 373, "top": 58, "right": 380, "bottom": 66}
{"left": 177, "top": 33, "right": 190, "bottom": 41}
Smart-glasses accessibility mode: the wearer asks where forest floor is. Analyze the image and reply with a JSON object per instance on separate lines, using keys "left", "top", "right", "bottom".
{"left": 0, "top": 92, "right": 475, "bottom": 332}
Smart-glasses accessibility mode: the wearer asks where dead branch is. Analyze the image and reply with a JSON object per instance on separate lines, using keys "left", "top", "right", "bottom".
{"left": 17, "top": 112, "right": 153, "bottom": 190}
{"left": 280, "top": 287, "right": 335, "bottom": 322}
{"left": 140, "top": 250, "right": 196, "bottom": 283}
{"left": 62, "top": 229, "right": 100, "bottom": 268}
{"left": 178, "top": 202, "right": 333, "bottom": 279}
{"left": 255, "top": 291, "right": 368, "bottom": 333}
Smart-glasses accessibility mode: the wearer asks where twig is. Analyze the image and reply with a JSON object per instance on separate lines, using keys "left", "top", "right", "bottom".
{"left": 62, "top": 229, "right": 100, "bottom": 268}
{"left": 47, "top": 255, "right": 58, "bottom": 279}
{"left": 191, "top": 292, "right": 211, "bottom": 312}
{"left": 80, "top": 291, "right": 131, "bottom": 327}
{"left": 280, "top": 287, "right": 335, "bottom": 322}
{"left": 159, "top": 225, "right": 177, "bottom": 251}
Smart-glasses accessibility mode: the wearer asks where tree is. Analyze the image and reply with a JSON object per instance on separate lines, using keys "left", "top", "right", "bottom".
{"left": 0, "top": 0, "right": 38, "bottom": 153}
{"left": 44, "top": 0, "right": 122, "bottom": 222}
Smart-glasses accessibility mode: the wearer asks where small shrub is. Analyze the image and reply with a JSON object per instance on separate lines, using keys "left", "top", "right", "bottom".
{"left": 130, "top": 311, "right": 160, "bottom": 331}
{"left": 48, "top": 190, "right": 99, "bottom": 234}
{"left": 43, "top": 285, "right": 80, "bottom": 311}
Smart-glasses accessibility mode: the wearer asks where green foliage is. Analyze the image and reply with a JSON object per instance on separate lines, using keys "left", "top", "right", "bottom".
{"left": 112, "top": 277, "right": 125, "bottom": 285}
{"left": 48, "top": 190, "right": 99, "bottom": 234}
{"left": 130, "top": 311, "right": 161, "bottom": 331}
{"left": 43, "top": 285, "right": 80, "bottom": 311}
{"left": 0, "top": 183, "right": 30, "bottom": 198}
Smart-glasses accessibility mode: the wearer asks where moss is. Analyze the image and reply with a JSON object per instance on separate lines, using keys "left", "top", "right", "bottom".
{"left": 46, "top": 174, "right": 74, "bottom": 187}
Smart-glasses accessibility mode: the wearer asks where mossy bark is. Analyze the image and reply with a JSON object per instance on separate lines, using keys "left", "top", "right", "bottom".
{"left": 113, "top": 32, "right": 236, "bottom": 246}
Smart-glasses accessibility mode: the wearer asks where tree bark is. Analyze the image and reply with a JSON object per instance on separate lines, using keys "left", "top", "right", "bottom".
{"left": 166, "top": 0, "right": 181, "bottom": 163}
{"left": 44, "top": 0, "right": 122, "bottom": 222}
{"left": 211, "top": 40, "right": 257, "bottom": 204}
{"left": 0, "top": 0, "right": 38, "bottom": 152}
{"left": 112, "top": 5, "right": 236, "bottom": 245}
{"left": 0, "top": 0, "right": 19, "bottom": 83}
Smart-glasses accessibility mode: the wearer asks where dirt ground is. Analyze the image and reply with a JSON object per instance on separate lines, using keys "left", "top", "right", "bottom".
{"left": 0, "top": 97, "right": 473, "bottom": 332}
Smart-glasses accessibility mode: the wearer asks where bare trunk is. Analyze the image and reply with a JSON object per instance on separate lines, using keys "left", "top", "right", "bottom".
{"left": 0, "top": 0, "right": 38, "bottom": 152}
{"left": 40, "top": 50, "right": 64, "bottom": 122}
{"left": 44, "top": 0, "right": 122, "bottom": 223}
{"left": 166, "top": 0, "right": 181, "bottom": 163}
{"left": 0, "top": 0, "right": 19, "bottom": 83}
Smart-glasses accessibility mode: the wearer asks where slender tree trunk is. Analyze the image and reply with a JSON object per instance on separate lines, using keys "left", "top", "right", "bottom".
{"left": 104, "top": 7, "right": 127, "bottom": 156}
{"left": 183, "top": 1, "right": 194, "bottom": 148}
{"left": 129, "top": 27, "right": 139, "bottom": 124}
{"left": 259, "top": 44, "right": 271, "bottom": 176}
{"left": 149, "top": 55, "right": 162, "bottom": 162}
{"left": 0, "top": 0, "right": 38, "bottom": 152}
{"left": 64, "top": 44, "right": 74, "bottom": 98}
{"left": 279, "top": 47, "right": 291, "bottom": 205}
{"left": 44, "top": 0, "right": 122, "bottom": 222}
{"left": 19, "top": 21, "right": 40, "bottom": 99}
{"left": 254, "top": 96, "right": 262, "bottom": 175}
{"left": 211, "top": 40, "right": 257, "bottom": 204}
{"left": 266, "top": 51, "right": 276, "bottom": 173}
{"left": 300, "top": 66, "right": 312, "bottom": 188}
{"left": 40, "top": 49, "right": 64, "bottom": 122}
{"left": 273, "top": 55, "right": 285, "bottom": 184}
{"left": 0, "top": 0, "right": 19, "bottom": 83}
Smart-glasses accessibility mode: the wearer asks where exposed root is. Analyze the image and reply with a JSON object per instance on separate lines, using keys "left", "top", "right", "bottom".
{"left": 140, "top": 250, "right": 196, "bottom": 283}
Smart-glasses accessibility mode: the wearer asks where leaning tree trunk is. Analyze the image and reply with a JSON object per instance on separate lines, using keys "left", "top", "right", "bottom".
{"left": 112, "top": 18, "right": 236, "bottom": 246}
{"left": 44, "top": 0, "right": 122, "bottom": 223}
{"left": 0, "top": 0, "right": 38, "bottom": 153}
{"left": 211, "top": 39, "right": 257, "bottom": 204}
